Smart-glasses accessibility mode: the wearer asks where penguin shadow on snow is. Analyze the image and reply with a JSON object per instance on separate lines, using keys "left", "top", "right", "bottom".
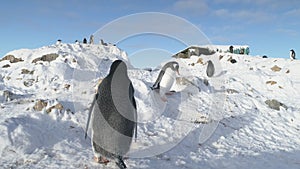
{"left": 197, "top": 113, "right": 256, "bottom": 150}
{"left": 131, "top": 112, "right": 257, "bottom": 168}
{"left": 2, "top": 113, "right": 91, "bottom": 157}
{"left": 0, "top": 90, "right": 34, "bottom": 103}
{"left": 160, "top": 92, "right": 183, "bottom": 120}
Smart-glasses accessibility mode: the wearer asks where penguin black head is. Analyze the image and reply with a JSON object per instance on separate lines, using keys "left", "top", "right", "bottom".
{"left": 173, "top": 62, "right": 179, "bottom": 71}
{"left": 163, "top": 61, "right": 180, "bottom": 75}
{"left": 109, "top": 60, "right": 127, "bottom": 75}
{"left": 173, "top": 62, "right": 180, "bottom": 75}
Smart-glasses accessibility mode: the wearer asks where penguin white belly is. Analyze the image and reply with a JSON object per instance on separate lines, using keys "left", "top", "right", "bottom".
{"left": 159, "top": 69, "right": 176, "bottom": 94}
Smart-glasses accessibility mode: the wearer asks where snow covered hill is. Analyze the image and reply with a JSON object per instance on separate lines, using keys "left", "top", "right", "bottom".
{"left": 0, "top": 43, "right": 299, "bottom": 169}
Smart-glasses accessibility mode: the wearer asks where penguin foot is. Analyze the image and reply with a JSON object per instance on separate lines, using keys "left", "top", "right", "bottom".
{"left": 161, "top": 95, "right": 168, "bottom": 102}
{"left": 151, "top": 87, "right": 159, "bottom": 93}
{"left": 165, "top": 91, "right": 175, "bottom": 95}
{"left": 94, "top": 156, "right": 110, "bottom": 164}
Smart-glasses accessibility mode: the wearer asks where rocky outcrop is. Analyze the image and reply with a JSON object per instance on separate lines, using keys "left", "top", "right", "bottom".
{"left": 0, "top": 55, "right": 24, "bottom": 63}
{"left": 33, "top": 100, "right": 48, "bottom": 111}
{"left": 21, "top": 69, "right": 34, "bottom": 75}
{"left": 271, "top": 65, "right": 281, "bottom": 72}
{"left": 32, "top": 53, "right": 59, "bottom": 63}
{"left": 266, "top": 81, "right": 277, "bottom": 85}
{"left": 33, "top": 100, "right": 64, "bottom": 113}
{"left": 46, "top": 103, "right": 64, "bottom": 114}
{"left": 2, "top": 64, "right": 10, "bottom": 68}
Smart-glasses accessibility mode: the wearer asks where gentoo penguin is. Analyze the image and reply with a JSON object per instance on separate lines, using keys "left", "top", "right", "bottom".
{"left": 56, "top": 39, "right": 62, "bottom": 45}
{"left": 206, "top": 60, "right": 215, "bottom": 77}
{"left": 89, "top": 35, "right": 94, "bottom": 44}
{"left": 85, "top": 60, "right": 137, "bottom": 169}
{"left": 83, "top": 38, "right": 87, "bottom": 44}
{"left": 290, "top": 49, "right": 296, "bottom": 60}
{"left": 151, "top": 61, "right": 180, "bottom": 102}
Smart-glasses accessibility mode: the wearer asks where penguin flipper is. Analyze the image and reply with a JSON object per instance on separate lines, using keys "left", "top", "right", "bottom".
{"left": 84, "top": 93, "right": 98, "bottom": 139}
{"left": 152, "top": 70, "right": 165, "bottom": 90}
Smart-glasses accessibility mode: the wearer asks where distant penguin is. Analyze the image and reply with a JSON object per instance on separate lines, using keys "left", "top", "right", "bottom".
{"left": 206, "top": 60, "right": 215, "bottom": 77}
{"left": 89, "top": 35, "right": 94, "bottom": 44}
{"left": 85, "top": 60, "right": 137, "bottom": 169}
{"left": 151, "top": 61, "right": 179, "bottom": 102}
{"left": 229, "top": 45, "right": 234, "bottom": 53}
{"left": 3, "top": 90, "right": 13, "bottom": 102}
{"left": 101, "top": 39, "right": 108, "bottom": 46}
{"left": 290, "top": 49, "right": 296, "bottom": 60}
{"left": 56, "top": 39, "right": 62, "bottom": 45}
{"left": 83, "top": 38, "right": 87, "bottom": 44}
{"left": 75, "top": 40, "right": 80, "bottom": 45}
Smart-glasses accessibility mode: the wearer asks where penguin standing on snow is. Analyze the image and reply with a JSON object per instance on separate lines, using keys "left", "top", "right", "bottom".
{"left": 83, "top": 38, "right": 87, "bottom": 44}
{"left": 290, "top": 49, "right": 296, "bottom": 60}
{"left": 89, "top": 35, "right": 94, "bottom": 44}
{"left": 206, "top": 60, "right": 215, "bottom": 77}
{"left": 151, "top": 61, "right": 180, "bottom": 102}
{"left": 85, "top": 60, "right": 137, "bottom": 169}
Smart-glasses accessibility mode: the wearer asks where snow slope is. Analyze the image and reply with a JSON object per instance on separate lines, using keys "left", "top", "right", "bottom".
{"left": 0, "top": 43, "right": 299, "bottom": 169}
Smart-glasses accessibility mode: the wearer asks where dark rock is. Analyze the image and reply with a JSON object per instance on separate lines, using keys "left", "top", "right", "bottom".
{"left": 203, "top": 79, "right": 209, "bottom": 86}
{"left": 226, "top": 89, "right": 239, "bottom": 94}
{"left": 33, "top": 100, "right": 48, "bottom": 111}
{"left": 2, "top": 64, "right": 10, "bottom": 68}
{"left": 230, "top": 59, "right": 237, "bottom": 64}
{"left": 197, "top": 58, "right": 204, "bottom": 64}
{"left": 265, "top": 99, "right": 288, "bottom": 111}
{"left": 64, "top": 84, "right": 71, "bottom": 90}
{"left": 266, "top": 81, "right": 277, "bottom": 85}
{"left": 21, "top": 69, "right": 34, "bottom": 75}
{"left": 32, "top": 53, "right": 59, "bottom": 63}
{"left": 271, "top": 65, "right": 281, "bottom": 72}
{"left": 23, "top": 79, "right": 35, "bottom": 87}
{"left": 46, "top": 102, "right": 64, "bottom": 114}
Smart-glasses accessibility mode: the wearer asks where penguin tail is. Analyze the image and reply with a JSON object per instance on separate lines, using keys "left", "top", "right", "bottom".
{"left": 116, "top": 156, "right": 127, "bottom": 169}
{"left": 150, "top": 86, "right": 160, "bottom": 91}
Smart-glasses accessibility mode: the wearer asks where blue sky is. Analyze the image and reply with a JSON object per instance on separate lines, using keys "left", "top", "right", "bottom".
{"left": 0, "top": 0, "right": 299, "bottom": 67}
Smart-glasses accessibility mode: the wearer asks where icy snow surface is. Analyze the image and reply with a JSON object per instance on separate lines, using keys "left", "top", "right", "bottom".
{"left": 0, "top": 43, "right": 299, "bottom": 168}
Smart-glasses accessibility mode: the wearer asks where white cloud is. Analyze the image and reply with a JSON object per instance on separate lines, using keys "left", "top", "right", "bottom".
{"left": 213, "top": 0, "right": 272, "bottom": 6}
{"left": 213, "top": 9, "right": 274, "bottom": 24}
{"left": 284, "top": 9, "right": 300, "bottom": 17}
{"left": 172, "top": 0, "right": 209, "bottom": 15}
{"left": 214, "top": 9, "right": 229, "bottom": 17}
{"left": 275, "top": 28, "right": 299, "bottom": 37}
